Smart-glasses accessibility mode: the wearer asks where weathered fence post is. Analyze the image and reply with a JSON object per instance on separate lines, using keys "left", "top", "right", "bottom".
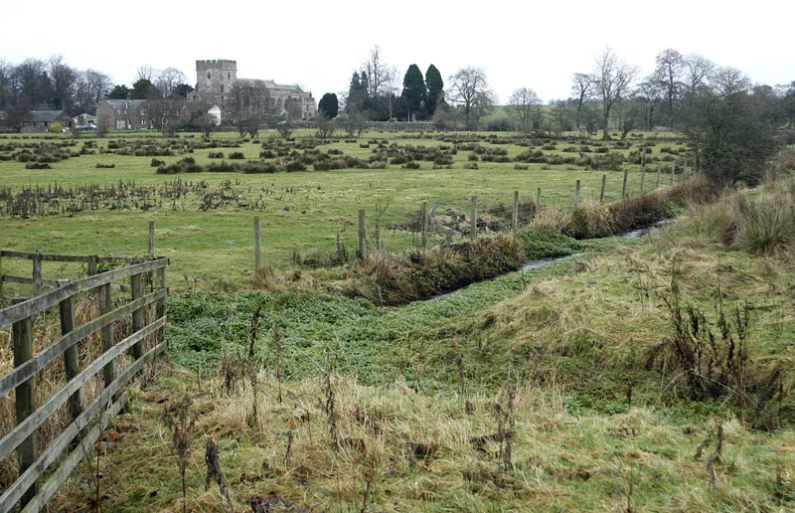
{"left": 0, "top": 236, "right": 4, "bottom": 301}
{"left": 12, "top": 298, "right": 37, "bottom": 507}
{"left": 421, "top": 201, "right": 428, "bottom": 252}
{"left": 536, "top": 188, "right": 541, "bottom": 210}
{"left": 671, "top": 162, "right": 676, "bottom": 185}
{"left": 640, "top": 167, "right": 646, "bottom": 196}
{"left": 470, "top": 196, "right": 477, "bottom": 240}
{"left": 148, "top": 221, "right": 155, "bottom": 259}
{"left": 512, "top": 191, "right": 519, "bottom": 238}
{"left": 87, "top": 255, "right": 98, "bottom": 276}
{"left": 599, "top": 174, "right": 607, "bottom": 203}
{"left": 99, "top": 282, "right": 116, "bottom": 393}
{"left": 33, "top": 250, "right": 42, "bottom": 296}
{"left": 156, "top": 264, "right": 167, "bottom": 346}
{"left": 58, "top": 285, "right": 84, "bottom": 422}
{"left": 656, "top": 166, "right": 661, "bottom": 188}
{"left": 694, "top": 147, "right": 699, "bottom": 172}
{"left": 130, "top": 271, "right": 144, "bottom": 360}
{"left": 621, "top": 167, "right": 629, "bottom": 200}
{"left": 574, "top": 180, "right": 581, "bottom": 205}
{"left": 254, "top": 216, "right": 261, "bottom": 273}
{"left": 358, "top": 209, "right": 367, "bottom": 261}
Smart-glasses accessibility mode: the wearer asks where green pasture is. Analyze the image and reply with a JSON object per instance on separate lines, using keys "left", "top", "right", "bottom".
{"left": 0, "top": 129, "right": 693, "bottom": 291}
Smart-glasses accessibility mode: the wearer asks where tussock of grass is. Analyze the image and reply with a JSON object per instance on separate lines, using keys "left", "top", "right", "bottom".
{"left": 563, "top": 175, "right": 716, "bottom": 239}
{"left": 342, "top": 234, "right": 522, "bottom": 305}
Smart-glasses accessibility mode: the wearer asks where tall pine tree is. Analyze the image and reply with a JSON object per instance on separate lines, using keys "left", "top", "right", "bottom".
{"left": 425, "top": 64, "right": 444, "bottom": 117}
{"left": 401, "top": 64, "right": 426, "bottom": 121}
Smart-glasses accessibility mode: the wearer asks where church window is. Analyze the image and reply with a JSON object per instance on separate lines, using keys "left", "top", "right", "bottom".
{"left": 227, "top": 72, "right": 230, "bottom": 79}
{"left": 207, "top": 72, "right": 211, "bottom": 80}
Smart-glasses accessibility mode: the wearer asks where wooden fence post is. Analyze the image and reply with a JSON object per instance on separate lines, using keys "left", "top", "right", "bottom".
{"left": 600, "top": 174, "right": 607, "bottom": 203}
{"left": 58, "top": 287, "right": 84, "bottom": 422}
{"left": 656, "top": 166, "right": 661, "bottom": 188}
{"left": 156, "top": 265, "right": 167, "bottom": 345}
{"left": 33, "top": 250, "right": 42, "bottom": 296}
{"left": 512, "top": 191, "right": 519, "bottom": 238}
{"left": 640, "top": 167, "right": 646, "bottom": 196}
{"left": 0, "top": 236, "right": 4, "bottom": 301}
{"left": 536, "top": 188, "right": 541, "bottom": 210}
{"left": 470, "top": 196, "right": 477, "bottom": 240}
{"left": 130, "top": 272, "right": 144, "bottom": 360}
{"left": 421, "top": 201, "right": 428, "bottom": 252}
{"left": 621, "top": 167, "right": 629, "bottom": 200}
{"left": 574, "top": 180, "right": 581, "bottom": 206}
{"left": 694, "top": 147, "right": 699, "bottom": 172}
{"left": 358, "top": 209, "right": 367, "bottom": 261}
{"left": 12, "top": 298, "right": 37, "bottom": 507}
{"left": 671, "top": 162, "right": 676, "bottom": 185}
{"left": 148, "top": 221, "right": 155, "bottom": 259}
{"left": 254, "top": 216, "right": 261, "bottom": 273}
{"left": 640, "top": 148, "right": 647, "bottom": 196}
{"left": 87, "top": 255, "right": 98, "bottom": 276}
{"left": 99, "top": 283, "right": 116, "bottom": 393}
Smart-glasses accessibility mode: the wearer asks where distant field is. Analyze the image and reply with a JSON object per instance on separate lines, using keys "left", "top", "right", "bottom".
{"left": 0, "top": 129, "right": 693, "bottom": 291}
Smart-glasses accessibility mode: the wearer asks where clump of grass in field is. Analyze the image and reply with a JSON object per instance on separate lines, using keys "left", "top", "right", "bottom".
{"left": 342, "top": 234, "right": 522, "bottom": 305}
{"left": 519, "top": 227, "right": 582, "bottom": 260}
{"left": 562, "top": 175, "right": 716, "bottom": 239}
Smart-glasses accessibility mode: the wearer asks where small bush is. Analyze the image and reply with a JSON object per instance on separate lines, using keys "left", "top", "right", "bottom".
{"left": 95, "top": 162, "right": 115, "bottom": 168}
{"left": 285, "top": 161, "right": 307, "bottom": 172}
{"left": 25, "top": 162, "right": 51, "bottom": 169}
{"left": 228, "top": 151, "right": 245, "bottom": 159}
{"left": 208, "top": 151, "right": 224, "bottom": 159}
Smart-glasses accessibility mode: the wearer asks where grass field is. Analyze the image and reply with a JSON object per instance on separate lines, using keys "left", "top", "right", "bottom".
{"left": 0, "top": 129, "right": 693, "bottom": 292}
{"left": 41, "top": 185, "right": 795, "bottom": 512}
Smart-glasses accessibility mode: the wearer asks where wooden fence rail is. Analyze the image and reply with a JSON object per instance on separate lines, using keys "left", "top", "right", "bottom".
{"left": 0, "top": 250, "right": 137, "bottom": 297}
{"left": 0, "top": 256, "right": 169, "bottom": 513}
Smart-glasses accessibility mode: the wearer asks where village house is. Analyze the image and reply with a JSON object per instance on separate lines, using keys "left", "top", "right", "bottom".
{"left": 19, "top": 110, "right": 74, "bottom": 133}
{"left": 96, "top": 100, "right": 150, "bottom": 130}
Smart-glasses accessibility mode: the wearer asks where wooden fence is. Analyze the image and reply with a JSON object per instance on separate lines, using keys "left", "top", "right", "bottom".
{"left": 0, "top": 256, "right": 168, "bottom": 513}
{"left": 0, "top": 222, "right": 157, "bottom": 299}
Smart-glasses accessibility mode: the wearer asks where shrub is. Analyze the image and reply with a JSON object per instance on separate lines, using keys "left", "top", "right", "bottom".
{"left": 95, "top": 162, "right": 115, "bottom": 168}
{"left": 285, "top": 161, "right": 307, "bottom": 172}
{"left": 208, "top": 151, "right": 224, "bottom": 159}
{"left": 228, "top": 151, "right": 245, "bottom": 159}
{"left": 733, "top": 190, "right": 795, "bottom": 254}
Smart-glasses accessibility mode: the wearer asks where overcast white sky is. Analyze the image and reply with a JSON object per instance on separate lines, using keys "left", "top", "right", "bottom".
{"left": 2, "top": 0, "right": 792, "bottom": 104}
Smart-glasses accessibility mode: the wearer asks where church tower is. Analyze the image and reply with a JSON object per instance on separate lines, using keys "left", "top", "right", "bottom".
{"left": 195, "top": 60, "right": 237, "bottom": 104}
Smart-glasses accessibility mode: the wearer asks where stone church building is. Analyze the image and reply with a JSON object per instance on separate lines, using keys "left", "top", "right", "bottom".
{"left": 188, "top": 59, "right": 316, "bottom": 123}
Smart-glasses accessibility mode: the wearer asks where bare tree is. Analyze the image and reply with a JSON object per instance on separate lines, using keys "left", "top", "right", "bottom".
{"left": 593, "top": 47, "right": 637, "bottom": 139}
{"left": 362, "top": 45, "right": 394, "bottom": 100}
{"left": 655, "top": 49, "right": 684, "bottom": 128}
{"left": 507, "top": 87, "right": 542, "bottom": 134}
{"left": 156, "top": 67, "right": 187, "bottom": 99}
{"left": 683, "top": 54, "right": 715, "bottom": 97}
{"left": 712, "top": 66, "right": 751, "bottom": 96}
{"left": 448, "top": 67, "right": 496, "bottom": 130}
{"left": 81, "top": 70, "right": 112, "bottom": 107}
{"left": 48, "top": 55, "right": 78, "bottom": 112}
{"left": 0, "top": 59, "right": 14, "bottom": 110}
{"left": 136, "top": 65, "right": 156, "bottom": 82}
{"left": 635, "top": 75, "right": 665, "bottom": 131}
{"left": 570, "top": 72, "right": 594, "bottom": 129}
